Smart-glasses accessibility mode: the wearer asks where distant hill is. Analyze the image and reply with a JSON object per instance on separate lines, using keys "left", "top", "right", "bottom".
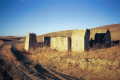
{"left": 37, "top": 24, "right": 120, "bottom": 42}
{"left": 92, "top": 24, "right": 120, "bottom": 40}
{"left": 0, "top": 24, "right": 119, "bottom": 42}
{"left": 93, "top": 24, "right": 120, "bottom": 30}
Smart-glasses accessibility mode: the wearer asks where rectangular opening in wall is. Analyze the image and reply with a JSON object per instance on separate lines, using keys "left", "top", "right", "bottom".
{"left": 68, "top": 37, "right": 71, "bottom": 51}
{"left": 44, "top": 37, "right": 51, "bottom": 47}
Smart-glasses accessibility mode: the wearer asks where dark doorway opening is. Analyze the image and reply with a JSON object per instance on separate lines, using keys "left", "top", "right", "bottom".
{"left": 68, "top": 37, "right": 71, "bottom": 52}
{"left": 44, "top": 37, "right": 51, "bottom": 47}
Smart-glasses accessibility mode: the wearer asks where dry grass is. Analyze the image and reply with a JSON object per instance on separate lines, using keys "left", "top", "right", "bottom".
{"left": 28, "top": 45, "right": 120, "bottom": 80}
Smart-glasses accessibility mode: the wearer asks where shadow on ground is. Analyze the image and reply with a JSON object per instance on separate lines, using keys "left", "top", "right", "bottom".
{"left": 11, "top": 46, "right": 85, "bottom": 80}
{"left": 0, "top": 55, "right": 13, "bottom": 80}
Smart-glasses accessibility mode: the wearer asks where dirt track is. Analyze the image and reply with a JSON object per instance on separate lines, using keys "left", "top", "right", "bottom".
{"left": 0, "top": 40, "right": 84, "bottom": 80}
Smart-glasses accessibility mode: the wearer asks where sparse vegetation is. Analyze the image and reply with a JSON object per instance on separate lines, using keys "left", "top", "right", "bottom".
{"left": 28, "top": 45, "right": 120, "bottom": 80}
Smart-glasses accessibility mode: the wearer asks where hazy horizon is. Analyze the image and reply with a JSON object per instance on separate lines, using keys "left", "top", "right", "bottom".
{"left": 0, "top": 0, "right": 120, "bottom": 36}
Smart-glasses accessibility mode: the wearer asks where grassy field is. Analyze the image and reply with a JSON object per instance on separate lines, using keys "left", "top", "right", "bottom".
{"left": 27, "top": 45, "right": 120, "bottom": 80}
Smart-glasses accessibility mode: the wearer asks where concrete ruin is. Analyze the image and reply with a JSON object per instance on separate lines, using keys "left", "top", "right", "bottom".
{"left": 90, "top": 29, "right": 107, "bottom": 40}
{"left": 50, "top": 29, "right": 90, "bottom": 52}
{"left": 24, "top": 33, "right": 37, "bottom": 51}
{"left": 95, "top": 30, "right": 111, "bottom": 44}
{"left": 44, "top": 37, "right": 51, "bottom": 47}
{"left": 90, "top": 30, "right": 111, "bottom": 48}
{"left": 71, "top": 29, "right": 90, "bottom": 52}
{"left": 50, "top": 37, "right": 71, "bottom": 51}
{"left": 23, "top": 29, "right": 112, "bottom": 52}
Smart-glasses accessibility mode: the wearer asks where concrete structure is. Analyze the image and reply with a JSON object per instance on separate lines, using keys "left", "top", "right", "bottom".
{"left": 50, "top": 29, "right": 90, "bottom": 52}
{"left": 24, "top": 33, "right": 37, "bottom": 51}
{"left": 71, "top": 29, "right": 90, "bottom": 52}
{"left": 94, "top": 30, "right": 111, "bottom": 47}
{"left": 90, "top": 29, "right": 107, "bottom": 40}
{"left": 89, "top": 30, "right": 112, "bottom": 48}
{"left": 44, "top": 37, "right": 51, "bottom": 47}
{"left": 51, "top": 37, "right": 71, "bottom": 51}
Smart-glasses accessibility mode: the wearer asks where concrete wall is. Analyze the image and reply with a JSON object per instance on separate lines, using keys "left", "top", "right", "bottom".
{"left": 90, "top": 29, "right": 107, "bottom": 40}
{"left": 85, "top": 29, "right": 90, "bottom": 50}
{"left": 71, "top": 30, "right": 90, "bottom": 52}
{"left": 24, "top": 33, "right": 37, "bottom": 51}
{"left": 51, "top": 29, "right": 90, "bottom": 52}
{"left": 89, "top": 30, "right": 112, "bottom": 48}
{"left": 51, "top": 37, "right": 69, "bottom": 51}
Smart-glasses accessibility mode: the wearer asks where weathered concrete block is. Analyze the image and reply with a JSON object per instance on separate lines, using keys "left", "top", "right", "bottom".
{"left": 90, "top": 30, "right": 111, "bottom": 48}
{"left": 24, "top": 33, "right": 37, "bottom": 51}
{"left": 71, "top": 29, "right": 90, "bottom": 52}
{"left": 50, "top": 29, "right": 90, "bottom": 52}
{"left": 51, "top": 37, "right": 71, "bottom": 51}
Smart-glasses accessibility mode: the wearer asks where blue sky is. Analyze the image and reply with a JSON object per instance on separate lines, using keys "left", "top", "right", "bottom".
{"left": 0, "top": 0, "right": 120, "bottom": 36}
